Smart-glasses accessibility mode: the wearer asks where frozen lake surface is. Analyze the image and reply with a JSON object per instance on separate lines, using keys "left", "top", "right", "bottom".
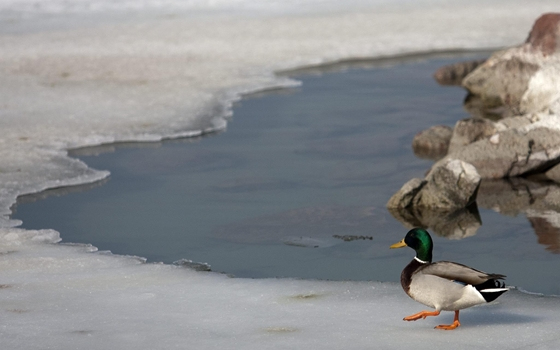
{"left": 13, "top": 54, "right": 560, "bottom": 296}
{"left": 2, "top": 228, "right": 560, "bottom": 350}
{"left": 2, "top": 0, "right": 560, "bottom": 348}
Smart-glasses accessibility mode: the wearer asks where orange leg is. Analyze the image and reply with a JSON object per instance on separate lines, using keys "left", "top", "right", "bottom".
{"left": 403, "top": 310, "right": 440, "bottom": 321}
{"left": 434, "top": 310, "right": 461, "bottom": 330}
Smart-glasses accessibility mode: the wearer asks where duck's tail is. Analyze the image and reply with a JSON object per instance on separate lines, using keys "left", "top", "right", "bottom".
{"left": 476, "top": 278, "right": 508, "bottom": 303}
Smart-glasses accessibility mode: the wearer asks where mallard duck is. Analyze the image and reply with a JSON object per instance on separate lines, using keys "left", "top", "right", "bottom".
{"left": 390, "top": 228, "right": 508, "bottom": 330}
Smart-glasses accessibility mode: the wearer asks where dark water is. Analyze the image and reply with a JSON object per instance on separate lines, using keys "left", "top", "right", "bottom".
{"left": 12, "top": 53, "right": 560, "bottom": 295}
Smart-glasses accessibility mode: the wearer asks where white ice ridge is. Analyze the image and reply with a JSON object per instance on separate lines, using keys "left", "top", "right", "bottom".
{"left": 0, "top": 0, "right": 559, "bottom": 226}
{"left": 0, "top": 228, "right": 558, "bottom": 349}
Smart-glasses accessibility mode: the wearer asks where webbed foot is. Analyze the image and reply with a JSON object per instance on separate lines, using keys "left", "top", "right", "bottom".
{"left": 403, "top": 310, "right": 440, "bottom": 321}
{"left": 434, "top": 310, "right": 460, "bottom": 330}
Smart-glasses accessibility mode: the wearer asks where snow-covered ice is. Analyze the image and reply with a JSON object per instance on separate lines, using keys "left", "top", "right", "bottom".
{"left": 1, "top": 228, "right": 560, "bottom": 349}
{"left": 1, "top": 0, "right": 559, "bottom": 227}
{"left": 1, "top": 0, "right": 560, "bottom": 348}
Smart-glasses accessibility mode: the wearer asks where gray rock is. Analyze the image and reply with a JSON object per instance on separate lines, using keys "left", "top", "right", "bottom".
{"left": 393, "top": 14, "right": 560, "bottom": 215}
{"left": 462, "top": 13, "right": 560, "bottom": 116}
{"left": 495, "top": 114, "right": 535, "bottom": 129}
{"left": 412, "top": 125, "right": 453, "bottom": 160}
{"left": 433, "top": 59, "right": 486, "bottom": 86}
{"left": 387, "top": 159, "right": 480, "bottom": 209}
{"left": 447, "top": 118, "right": 498, "bottom": 154}
{"left": 449, "top": 121, "right": 560, "bottom": 178}
{"left": 386, "top": 178, "right": 425, "bottom": 209}
{"left": 462, "top": 54, "right": 540, "bottom": 113}
{"left": 419, "top": 159, "right": 481, "bottom": 208}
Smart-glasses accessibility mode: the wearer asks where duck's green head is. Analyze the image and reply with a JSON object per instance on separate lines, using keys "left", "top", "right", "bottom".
{"left": 390, "top": 228, "right": 433, "bottom": 263}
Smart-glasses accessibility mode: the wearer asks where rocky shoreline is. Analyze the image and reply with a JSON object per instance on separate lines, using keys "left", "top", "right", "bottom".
{"left": 388, "top": 13, "right": 560, "bottom": 239}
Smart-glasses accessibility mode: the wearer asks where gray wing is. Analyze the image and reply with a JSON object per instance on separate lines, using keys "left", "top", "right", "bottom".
{"left": 418, "top": 261, "right": 506, "bottom": 285}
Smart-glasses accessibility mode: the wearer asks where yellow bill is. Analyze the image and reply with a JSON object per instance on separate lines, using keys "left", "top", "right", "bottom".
{"left": 390, "top": 239, "right": 407, "bottom": 249}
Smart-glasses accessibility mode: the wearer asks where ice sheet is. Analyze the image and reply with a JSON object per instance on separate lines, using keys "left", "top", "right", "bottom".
{"left": 1, "top": 1, "right": 560, "bottom": 348}
{"left": 1, "top": 0, "right": 559, "bottom": 226}
{"left": 1, "top": 227, "right": 559, "bottom": 349}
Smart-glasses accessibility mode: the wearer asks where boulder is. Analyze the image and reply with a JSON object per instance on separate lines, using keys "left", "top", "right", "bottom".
{"left": 387, "top": 159, "right": 482, "bottom": 239}
{"left": 448, "top": 115, "right": 560, "bottom": 178}
{"left": 462, "top": 13, "right": 560, "bottom": 116}
{"left": 387, "top": 158, "right": 480, "bottom": 209}
{"left": 419, "top": 158, "right": 481, "bottom": 208}
{"left": 526, "top": 12, "right": 560, "bottom": 56}
{"left": 387, "top": 161, "right": 482, "bottom": 239}
{"left": 447, "top": 118, "right": 498, "bottom": 154}
{"left": 411, "top": 125, "right": 452, "bottom": 160}
{"left": 386, "top": 178, "right": 425, "bottom": 209}
{"left": 433, "top": 59, "right": 486, "bottom": 86}
{"left": 462, "top": 55, "right": 540, "bottom": 113}
{"left": 391, "top": 13, "right": 560, "bottom": 217}
{"left": 494, "top": 114, "right": 536, "bottom": 129}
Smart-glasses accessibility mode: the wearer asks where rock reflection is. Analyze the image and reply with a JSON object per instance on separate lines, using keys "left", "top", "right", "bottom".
{"left": 387, "top": 205, "right": 481, "bottom": 239}
{"left": 477, "top": 178, "right": 560, "bottom": 216}
{"left": 478, "top": 178, "right": 560, "bottom": 254}
{"left": 528, "top": 214, "right": 560, "bottom": 254}
{"left": 388, "top": 177, "right": 560, "bottom": 253}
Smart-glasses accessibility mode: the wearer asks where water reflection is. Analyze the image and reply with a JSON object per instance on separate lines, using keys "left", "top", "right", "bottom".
{"left": 387, "top": 205, "right": 481, "bottom": 240}
{"left": 478, "top": 178, "right": 560, "bottom": 254}
{"left": 388, "top": 176, "right": 560, "bottom": 254}
{"left": 400, "top": 56, "right": 560, "bottom": 255}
